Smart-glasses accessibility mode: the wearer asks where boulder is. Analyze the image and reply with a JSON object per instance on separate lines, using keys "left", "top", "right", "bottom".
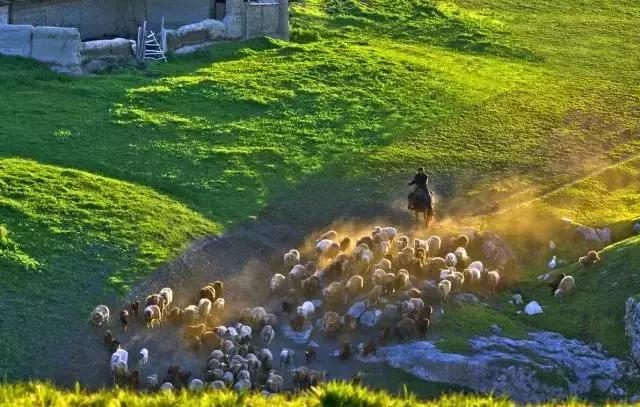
{"left": 0, "top": 24, "right": 33, "bottom": 57}
{"left": 490, "top": 324, "right": 502, "bottom": 335}
{"left": 347, "top": 301, "right": 367, "bottom": 319}
{"left": 201, "top": 19, "right": 226, "bottom": 40}
{"left": 80, "top": 38, "right": 133, "bottom": 59}
{"left": 372, "top": 332, "right": 625, "bottom": 402}
{"left": 625, "top": 297, "right": 640, "bottom": 366}
{"left": 632, "top": 221, "right": 640, "bottom": 235}
{"left": 280, "top": 323, "right": 313, "bottom": 344}
{"left": 453, "top": 293, "right": 479, "bottom": 305}
{"left": 513, "top": 294, "right": 524, "bottom": 305}
{"left": 360, "top": 309, "right": 382, "bottom": 327}
{"left": 480, "top": 232, "right": 515, "bottom": 268}
{"left": 524, "top": 301, "right": 543, "bottom": 315}
{"left": 31, "top": 26, "right": 82, "bottom": 73}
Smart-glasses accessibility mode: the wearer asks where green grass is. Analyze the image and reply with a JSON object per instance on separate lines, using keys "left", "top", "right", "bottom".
{"left": 0, "top": 381, "right": 596, "bottom": 406}
{"left": 0, "top": 158, "right": 216, "bottom": 378}
{"left": 0, "top": 0, "right": 639, "bottom": 381}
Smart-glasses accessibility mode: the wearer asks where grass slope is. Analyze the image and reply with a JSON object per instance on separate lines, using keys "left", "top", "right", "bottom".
{"left": 0, "top": 158, "right": 216, "bottom": 378}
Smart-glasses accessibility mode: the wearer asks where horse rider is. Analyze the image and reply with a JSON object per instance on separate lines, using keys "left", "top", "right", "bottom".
{"left": 409, "top": 167, "right": 430, "bottom": 195}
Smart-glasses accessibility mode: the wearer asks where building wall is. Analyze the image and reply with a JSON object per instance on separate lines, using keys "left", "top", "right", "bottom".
{"left": 0, "top": 5, "right": 9, "bottom": 24}
{"left": 9, "top": 0, "right": 214, "bottom": 40}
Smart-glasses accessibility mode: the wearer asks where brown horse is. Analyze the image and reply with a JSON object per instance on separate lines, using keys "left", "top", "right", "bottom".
{"left": 408, "top": 188, "right": 434, "bottom": 227}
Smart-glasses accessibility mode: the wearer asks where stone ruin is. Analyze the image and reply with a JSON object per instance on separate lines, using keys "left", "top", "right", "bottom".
{"left": 0, "top": 0, "right": 289, "bottom": 73}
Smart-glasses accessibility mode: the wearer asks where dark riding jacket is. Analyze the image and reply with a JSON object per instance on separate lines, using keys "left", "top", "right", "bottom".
{"left": 409, "top": 173, "right": 429, "bottom": 189}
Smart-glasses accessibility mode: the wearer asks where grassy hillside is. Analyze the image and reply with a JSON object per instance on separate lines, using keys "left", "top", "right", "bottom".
{"left": 0, "top": 0, "right": 638, "bottom": 380}
{"left": 0, "top": 382, "right": 592, "bottom": 406}
{"left": 0, "top": 158, "right": 216, "bottom": 378}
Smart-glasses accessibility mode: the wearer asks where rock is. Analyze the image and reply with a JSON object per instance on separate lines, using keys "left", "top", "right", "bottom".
{"left": 597, "top": 228, "right": 612, "bottom": 245}
{"left": 31, "top": 26, "right": 82, "bottom": 73}
{"left": 201, "top": 19, "right": 226, "bottom": 40}
{"left": 280, "top": 323, "right": 313, "bottom": 344}
{"left": 624, "top": 297, "right": 640, "bottom": 366}
{"left": 524, "top": 301, "right": 543, "bottom": 315}
{"left": 360, "top": 309, "right": 382, "bottom": 327}
{"left": 633, "top": 222, "right": 640, "bottom": 235}
{"left": 513, "top": 294, "right": 524, "bottom": 305}
{"left": 371, "top": 332, "right": 625, "bottom": 402}
{"left": 490, "top": 324, "right": 502, "bottom": 335}
{"left": 0, "top": 24, "right": 33, "bottom": 57}
{"left": 348, "top": 301, "right": 367, "bottom": 319}
{"left": 630, "top": 394, "right": 640, "bottom": 403}
{"left": 453, "top": 293, "right": 479, "bottom": 305}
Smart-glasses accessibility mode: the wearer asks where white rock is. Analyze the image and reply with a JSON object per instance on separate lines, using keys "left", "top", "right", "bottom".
{"left": 524, "top": 301, "right": 543, "bottom": 315}
{"left": 512, "top": 294, "right": 523, "bottom": 305}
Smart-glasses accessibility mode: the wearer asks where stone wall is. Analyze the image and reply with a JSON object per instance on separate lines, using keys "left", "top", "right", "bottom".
{"left": 0, "top": 23, "right": 81, "bottom": 72}
{"left": 9, "top": 0, "right": 214, "bottom": 40}
{"left": 80, "top": 37, "right": 135, "bottom": 72}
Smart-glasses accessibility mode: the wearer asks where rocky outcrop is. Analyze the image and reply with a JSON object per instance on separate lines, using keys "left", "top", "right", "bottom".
{"left": 625, "top": 297, "right": 640, "bottom": 366}
{"left": 367, "top": 332, "right": 625, "bottom": 402}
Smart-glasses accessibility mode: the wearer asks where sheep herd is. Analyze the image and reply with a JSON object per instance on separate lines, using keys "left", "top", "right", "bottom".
{"left": 89, "top": 224, "right": 524, "bottom": 394}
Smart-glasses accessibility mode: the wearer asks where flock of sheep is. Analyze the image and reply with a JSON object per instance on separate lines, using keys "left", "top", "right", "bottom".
{"left": 87, "top": 220, "right": 602, "bottom": 395}
{"left": 89, "top": 224, "right": 525, "bottom": 393}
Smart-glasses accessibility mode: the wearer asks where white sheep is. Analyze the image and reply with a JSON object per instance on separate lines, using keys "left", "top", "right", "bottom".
{"left": 251, "top": 307, "right": 267, "bottom": 326}
{"left": 486, "top": 271, "right": 501, "bottom": 293}
{"left": 463, "top": 267, "right": 481, "bottom": 286}
{"left": 183, "top": 305, "right": 199, "bottom": 324}
{"left": 238, "top": 324, "right": 252, "bottom": 341}
{"left": 454, "top": 247, "right": 469, "bottom": 266}
{"left": 444, "top": 253, "right": 457, "bottom": 268}
{"left": 426, "top": 235, "right": 442, "bottom": 256}
{"left": 260, "top": 325, "right": 275, "bottom": 346}
{"left": 270, "top": 274, "right": 287, "bottom": 295}
{"left": 91, "top": 305, "right": 110, "bottom": 327}
{"left": 284, "top": 249, "right": 300, "bottom": 269}
{"left": 317, "top": 230, "right": 338, "bottom": 242}
{"left": 297, "top": 301, "right": 315, "bottom": 319}
{"left": 267, "top": 371, "right": 283, "bottom": 393}
{"left": 160, "top": 382, "right": 174, "bottom": 391}
{"left": 438, "top": 279, "right": 452, "bottom": 302}
{"left": 143, "top": 305, "right": 161, "bottom": 328}
{"left": 373, "top": 258, "right": 392, "bottom": 272}
{"left": 289, "top": 264, "right": 306, "bottom": 281}
{"left": 395, "top": 236, "right": 410, "bottom": 252}
{"left": 189, "top": 379, "right": 204, "bottom": 391}
{"left": 213, "top": 298, "right": 225, "bottom": 316}
{"left": 554, "top": 275, "right": 575, "bottom": 299}
{"left": 316, "top": 239, "right": 340, "bottom": 258}
{"left": 198, "top": 298, "right": 212, "bottom": 319}
{"left": 373, "top": 240, "right": 390, "bottom": 258}
{"left": 137, "top": 348, "right": 149, "bottom": 371}
{"left": 372, "top": 226, "right": 397, "bottom": 241}
{"left": 372, "top": 268, "right": 386, "bottom": 286}
{"left": 413, "top": 238, "right": 428, "bottom": 252}
{"left": 467, "top": 260, "right": 484, "bottom": 274}
{"left": 159, "top": 287, "right": 173, "bottom": 309}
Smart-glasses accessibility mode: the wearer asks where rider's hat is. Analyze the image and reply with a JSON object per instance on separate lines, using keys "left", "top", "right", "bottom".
{"left": 417, "top": 167, "right": 424, "bottom": 172}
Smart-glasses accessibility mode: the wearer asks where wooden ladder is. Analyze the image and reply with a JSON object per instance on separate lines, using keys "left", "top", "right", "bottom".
{"left": 136, "top": 19, "right": 167, "bottom": 62}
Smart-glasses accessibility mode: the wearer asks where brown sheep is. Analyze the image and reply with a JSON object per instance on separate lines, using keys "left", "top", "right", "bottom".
{"left": 119, "top": 310, "right": 129, "bottom": 331}
{"left": 395, "top": 317, "right": 419, "bottom": 341}
{"left": 321, "top": 311, "right": 341, "bottom": 335}
{"left": 405, "top": 288, "right": 422, "bottom": 299}
{"left": 307, "top": 370, "right": 326, "bottom": 387}
{"left": 301, "top": 275, "right": 321, "bottom": 297}
{"left": 322, "top": 281, "right": 344, "bottom": 305}
{"left": 579, "top": 250, "right": 600, "bottom": 267}
{"left": 366, "top": 285, "right": 383, "bottom": 305}
{"left": 429, "top": 257, "right": 447, "bottom": 276}
{"left": 343, "top": 313, "right": 357, "bottom": 331}
{"left": 340, "top": 237, "right": 352, "bottom": 252}
{"left": 199, "top": 286, "right": 216, "bottom": 302}
{"left": 130, "top": 301, "right": 140, "bottom": 316}
{"left": 291, "top": 313, "right": 306, "bottom": 331}
{"left": 456, "top": 235, "right": 469, "bottom": 248}
{"left": 356, "top": 236, "right": 374, "bottom": 250}
{"left": 212, "top": 281, "right": 224, "bottom": 299}
{"left": 292, "top": 367, "right": 310, "bottom": 390}
{"left": 420, "top": 305, "right": 433, "bottom": 321}
{"left": 395, "top": 269, "right": 410, "bottom": 291}
{"left": 383, "top": 272, "right": 396, "bottom": 295}
{"left": 144, "top": 305, "right": 162, "bottom": 328}
{"left": 305, "top": 344, "right": 317, "bottom": 363}
{"left": 361, "top": 340, "right": 377, "bottom": 357}
{"left": 417, "top": 318, "right": 430, "bottom": 337}
{"left": 346, "top": 275, "right": 364, "bottom": 297}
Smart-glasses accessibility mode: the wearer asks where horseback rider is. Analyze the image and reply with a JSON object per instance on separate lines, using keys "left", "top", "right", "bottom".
{"left": 409, "top": 167, "right": 430, "bottom": 195}
{"left": 408, "top": 167, "right": 433, "bottom": 211}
